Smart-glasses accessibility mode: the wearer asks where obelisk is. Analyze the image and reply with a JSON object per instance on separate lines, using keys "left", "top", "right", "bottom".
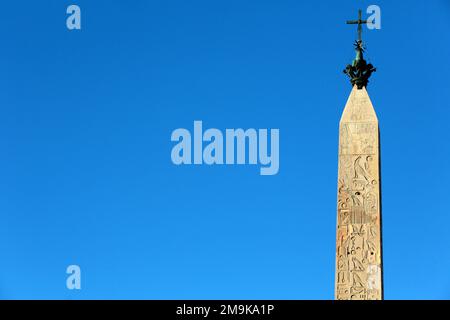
{"left": 335, "top": 10, "right": 383, "bottom": 300}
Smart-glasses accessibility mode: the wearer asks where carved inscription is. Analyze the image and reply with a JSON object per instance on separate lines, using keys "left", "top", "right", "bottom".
{"left": 336, "top": 87, "right": 382, "bottom": 300}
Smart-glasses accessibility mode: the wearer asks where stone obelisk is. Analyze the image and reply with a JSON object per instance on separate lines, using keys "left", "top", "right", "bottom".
{"left": 335, "top": 10, "right": 383, "bottom": 300}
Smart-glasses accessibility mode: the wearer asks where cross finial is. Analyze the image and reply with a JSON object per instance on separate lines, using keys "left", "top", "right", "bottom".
{"left": 343, "top": 9, "right": 376, "bottom": 89}
{"left": 346, "top": 9, "right": 368, "bottom": 43}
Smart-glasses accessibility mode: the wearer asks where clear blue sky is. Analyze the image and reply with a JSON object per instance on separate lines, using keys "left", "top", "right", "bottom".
{"left": 1, "top": 0, "right": 449, "bottom": 299}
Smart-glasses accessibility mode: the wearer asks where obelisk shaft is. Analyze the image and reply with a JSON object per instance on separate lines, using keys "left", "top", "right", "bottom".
{"left": 335, "top": 86, "right": 383, "bottom": 300}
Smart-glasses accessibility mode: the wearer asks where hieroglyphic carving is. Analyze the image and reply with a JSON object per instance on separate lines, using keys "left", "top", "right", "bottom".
{"left": 335, "top": 86, "right": 383, "bottom": 300}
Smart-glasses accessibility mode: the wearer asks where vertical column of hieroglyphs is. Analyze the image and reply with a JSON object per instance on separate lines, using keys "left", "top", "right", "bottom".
{"left": 335, "top": 86, "right": 382, "bottom": 300}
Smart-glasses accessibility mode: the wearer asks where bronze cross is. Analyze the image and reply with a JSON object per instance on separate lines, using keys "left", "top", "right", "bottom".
{"left": 346, "top": 9, "right": 368, "bottom": 42}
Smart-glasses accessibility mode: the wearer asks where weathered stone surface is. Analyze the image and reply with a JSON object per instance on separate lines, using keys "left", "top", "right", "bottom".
{"left": 335, "top": 85, "right": 383, "bottom": 300}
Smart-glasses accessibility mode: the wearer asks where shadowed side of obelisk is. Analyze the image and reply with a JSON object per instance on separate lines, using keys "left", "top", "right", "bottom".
{"left": 335, "top": 86, "right": 382, "bottom": 300}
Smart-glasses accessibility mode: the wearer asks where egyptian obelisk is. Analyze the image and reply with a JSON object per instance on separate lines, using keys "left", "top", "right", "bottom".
{"left": 335, "top": 10, "right": 383, "bottom": 300}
